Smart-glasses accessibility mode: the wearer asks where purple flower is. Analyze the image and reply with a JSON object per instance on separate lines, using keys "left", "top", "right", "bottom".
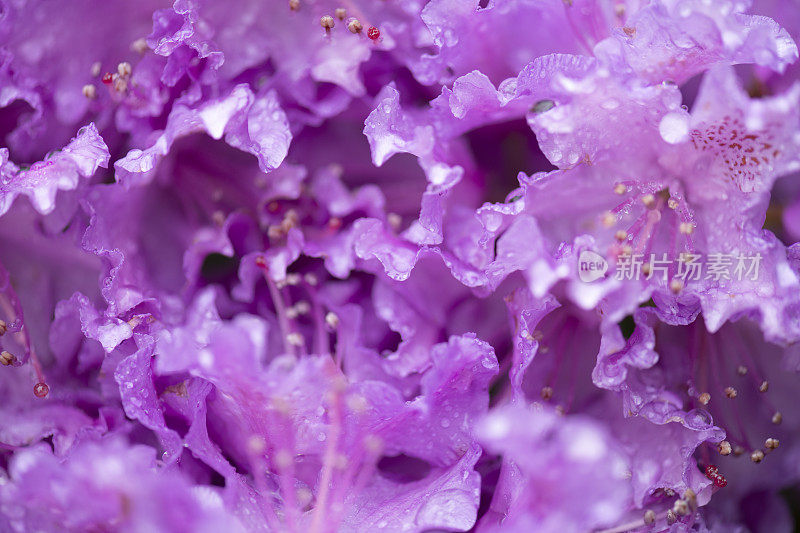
{"left": 1, "top": 0, "right": 800, "bottom": 531}
{"left": 476, "top": 403, "right": 632, "bottom": 532}
{"left": 595, "top": 309, "right": 800, "bottom": 490}
{"left": 1, "top": 437, "right": 244, "bottom": 532}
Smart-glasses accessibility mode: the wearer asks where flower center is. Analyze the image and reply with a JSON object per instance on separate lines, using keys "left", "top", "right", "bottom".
{"left": 667, "top": 322, "right": 784, "bottom": 472}
{"left": 599, "top": 183, "right": 698, "bottom": 289}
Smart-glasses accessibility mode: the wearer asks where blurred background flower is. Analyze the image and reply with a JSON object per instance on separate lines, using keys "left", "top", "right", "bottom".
{"left": 1, "top": 0, "right": 800, "bottom": 531}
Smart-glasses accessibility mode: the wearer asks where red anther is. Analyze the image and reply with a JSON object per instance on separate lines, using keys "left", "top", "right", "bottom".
{"left": 367, "top": 26, "right": 380, "bottom": 40}
{"left": 102, "top": 72, "right": 113, "bottom": 85}
{"left": 328, "top": 217, "right": 342, "bottom": 230}
{"left": 255, "top": 256, "right": 268, "bottom": 269}
{"left": 33, "top": 382, "right": 49, "bottom": 398}
{"left": 704, "top": 464, "right": 727, "bottom": 488}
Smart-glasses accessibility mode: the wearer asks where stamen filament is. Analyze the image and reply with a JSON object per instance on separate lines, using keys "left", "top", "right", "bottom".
{"left": 309, "top": 381, "right": 344, "bottom": 533}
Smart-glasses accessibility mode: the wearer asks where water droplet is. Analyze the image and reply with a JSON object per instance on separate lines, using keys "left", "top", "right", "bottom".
{"left": 659, "top": 112, "right": 690, "bottom": 144}
{"left": 415, "top": 489, "right": 475, "bottom": 529}
{"left": 531, "top": 99, "right": 555, "bottom": 114}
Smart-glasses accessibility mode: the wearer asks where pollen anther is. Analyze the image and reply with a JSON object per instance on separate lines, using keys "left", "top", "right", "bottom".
{"left": 131, "top": 38, "right": 148, "bottom": 54}
{"left": 321, "top": 15, "right": 335, "bottom": 32}
{"left": 705, "top": 464, "right": 728, "bottom": 487}
{"left": 666, "top": 510, "right": 677, "bottom": 525}
{"left": 82, "top": 84, "right": 97, "bottom": 99}
{"left": 33, "top": 382, "right": 49, "bottom": 398}
{"left": 718, "top": 440, "right": 732, "bottom": 455}
{"left": 345, "top": 18, "right": 362, "bottom": 34}
{"left": 297, "top": 487, "right": 313, "bottom": 508}
{"left": 672, "top": 499, "right": 689, "bottom": 516}
{"left": 670, "top": 279, "right": 684, "bottom": 294}
{"left": 287, "top": 333, "right": 304, "bottom": 347}
{"left": 117, "top": 62, "right": 132, "bottom": 77}
{"left": 247, "top": 435, "right": 266, "bottom": 454}
{"left": 325, "top": 312, "right": 340, "bottom": 329}
{"left": 346, "top": 394, "right": 368, "bottom": 412}
{"left": 0, "top": 350, "right": 15, "bottom": 366}
{"left": 275, "top": 449, "right": 293, "bottom": 469}
{"left": 364, "top": 434, "right": 383, "bottom": 453}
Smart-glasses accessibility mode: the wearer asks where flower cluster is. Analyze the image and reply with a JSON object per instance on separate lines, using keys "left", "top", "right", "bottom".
{"left": 0, "top": 0, "right": 799, "bottom": 531}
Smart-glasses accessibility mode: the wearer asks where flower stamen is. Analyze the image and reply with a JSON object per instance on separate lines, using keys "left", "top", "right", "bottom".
{"left": 320, "top": 15, "right": 335, "bottom": 34}
{"left": 0, "top": 350, "right": 15, "bottom": 366}
{"left": 347, "top": 18, "right": 363, "bottom": 34}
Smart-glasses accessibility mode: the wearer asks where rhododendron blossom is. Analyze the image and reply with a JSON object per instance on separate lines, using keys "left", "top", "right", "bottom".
{"left": 0, "top": 0, "right": 799, "bottom": 531}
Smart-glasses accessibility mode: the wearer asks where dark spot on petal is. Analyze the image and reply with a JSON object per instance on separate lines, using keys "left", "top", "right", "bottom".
{"left": 377, "top": 454, "right": 432, "bottom": 483}
{"left": 201, "top": 253, "right": 238, "bottom": 283}
{"left": 618, "top": 315, "right": 635, "bottom": 340}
